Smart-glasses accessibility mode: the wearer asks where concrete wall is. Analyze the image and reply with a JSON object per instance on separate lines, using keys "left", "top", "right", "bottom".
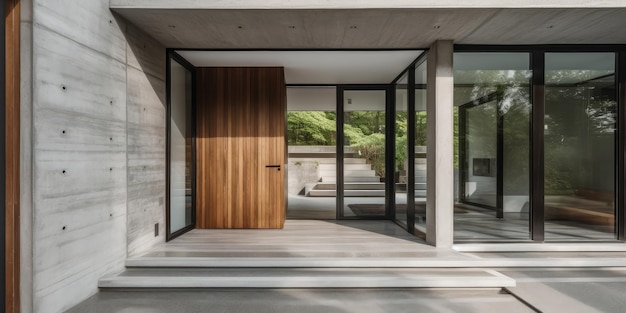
{"left": 124, "top": 22, "right": 166, "bottom": 258}
{"left": 20, "top": 0, "right": 34, "bottom": 312}
{"left": 426, "top": 40, "right": 454, "bottom": 248}
{"left": 22, "top": 1, "right": 166, "bottom": 312}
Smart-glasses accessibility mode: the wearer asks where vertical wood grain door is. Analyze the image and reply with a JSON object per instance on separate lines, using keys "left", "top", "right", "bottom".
{"left": 196, "top": 67, "right": 286, "bottom": 229}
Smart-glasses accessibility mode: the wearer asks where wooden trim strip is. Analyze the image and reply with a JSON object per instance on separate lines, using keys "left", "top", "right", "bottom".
{"left": 5, "top": 0, "right": 20, "bottom": 312}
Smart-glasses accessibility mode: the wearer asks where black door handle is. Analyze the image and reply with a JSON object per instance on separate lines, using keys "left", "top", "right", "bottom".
{"left": 265, "top": 165, "right": 281, "bottom": 171}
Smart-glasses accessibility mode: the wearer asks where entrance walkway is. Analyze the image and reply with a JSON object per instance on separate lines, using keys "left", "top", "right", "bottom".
{"left": 100, "top": 220, "right": 514, "bottom": 289}
{"left": 91, "top": 220, "right": 626, "bottom": 312}
{"left": 139, "top": 220, "right": 455, "bottom": 260}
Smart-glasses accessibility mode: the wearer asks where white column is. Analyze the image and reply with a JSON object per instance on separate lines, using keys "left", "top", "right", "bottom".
{"left": 426, "top": 40, "right": 454, "bottom": 247}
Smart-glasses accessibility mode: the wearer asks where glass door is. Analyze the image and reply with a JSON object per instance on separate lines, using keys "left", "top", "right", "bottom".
{"left": 395, "top": 75, "right": 409, "bottom": 226}
{"left": 543, "top": 52, "right": 617, "bottom": 240}
{"left": 454, "top": 52, "right": 531, "bottom": 242}
{"left": 459, "top": 98, "right": 499, "bottom": 210}
{"left": 286, "top": 87, "right": 337, "bottom": 219}
{"left": 167, "top": 55, "right": 195, "bottom": 239}
{"left": 339, "top": 87, "right": 389, "bottom": 218}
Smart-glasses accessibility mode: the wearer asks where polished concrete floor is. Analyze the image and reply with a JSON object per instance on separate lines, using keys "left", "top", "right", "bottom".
{"left": 71, "top": 267, "right": 626, "bottom": 313}
{"left": 67, "top": 288, "right": 535, "bottom": 313}
{"left": 287, "top": 195, "right": 617, "bottom": 242}
{"left": 140, "top": 219, "right": 465, "bottom": 260}
{"left": 454, "top": 208, "right": 616, "bottom": 242}
{"left": 501, "top": 267, "right": 626, "bottom": 313}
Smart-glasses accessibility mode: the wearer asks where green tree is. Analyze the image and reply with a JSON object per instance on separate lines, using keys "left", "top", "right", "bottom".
{"left": 287, "top": 111, "right": 336, "bottom": 145}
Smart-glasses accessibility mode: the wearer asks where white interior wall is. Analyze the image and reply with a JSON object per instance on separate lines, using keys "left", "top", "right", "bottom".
{"left": 286, "top": 87, "right": 336, "bottom": 111}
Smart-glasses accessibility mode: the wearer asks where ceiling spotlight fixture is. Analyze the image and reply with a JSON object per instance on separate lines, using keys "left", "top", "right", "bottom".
{"left": 168, "top": 25, "right": 176, "bottom": 28}
{"left": 547, "top": 25, "right": 554, "bottom": 29}
{"left": 348, "top": 99, "right": 352, "bottom": 104}
{"left": 288, "top": 25, "right": 296, "bottom": 29}
{"left": 237, "top": 25, "right": 244, "bottom": 29}
{"left": 434, "top": 25, "right": 441, "bottom": 29}
{"left": 349, "top": 25, "right": 357, "bottom": 29}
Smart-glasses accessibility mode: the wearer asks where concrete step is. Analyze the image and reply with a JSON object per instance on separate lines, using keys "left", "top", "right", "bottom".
{"left": 319, "top": 163, "right": 372, "bottom": 171}
{"left": 415, "top": 164, "right": 427, "bottom": 170}
{"left": 288, "top": 158, "right": 367, "bottom": 164}
{"left": 304, "top": 183, "right": 318, "bottom": 195}
{"left": 322, "top": 176, "right": 381, "bottom": 183}
{"left": 124, "top": 256, "right": 626, "bottom": 269}
{"left": 398, "top": 173, "right": 427, "bottom": 180}
{"left": 320, "top": 169, "right": 376, "bottom": 177}
{"left": 309, "top": 190, "right": 425, "bottom": 197}
{"left": 314, "top": 182, "right": 385, "bottom": 190}
{"left": 395, "top": 183, "right": 427, "bottom": 190}
{"left": 99, "top": 268, "right": 514, "bottom": 289}
{"left": 400, "top": 163, "right": 427, "bottom": 173}
{"left": 288, "top": 153, "right": 360, "bottom": 158}
{"left": 309, "top": 189, "right": 385, "bottom": 197}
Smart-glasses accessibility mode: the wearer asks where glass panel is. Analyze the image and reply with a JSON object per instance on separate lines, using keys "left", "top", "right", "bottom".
{"left": 395, "top": 74, "right": 409, "bottom": 226}
{"left": 286, "top": 87, "right": 337, "bottom": 219}
{"left": 169, "top": 59, "right": 193, "bottom": 234}
{"left": 463, "top": 101, "right": 498, "bottom": 208}
{"left": 343, "top": 90, "right": 387, "bottom": 217}
{"left": 454, "top": 52, "right": 532, "bottom": 241}
{"left": 415, "top": 60, "right": 428, "bottom": 233}
{"left": 544, "top": 53, "right": 616, "bottom": 241}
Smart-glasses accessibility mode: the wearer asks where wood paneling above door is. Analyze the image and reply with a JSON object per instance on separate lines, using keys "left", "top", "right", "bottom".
{"left": 196, "top": 67, "right": 286, "bottom": 229}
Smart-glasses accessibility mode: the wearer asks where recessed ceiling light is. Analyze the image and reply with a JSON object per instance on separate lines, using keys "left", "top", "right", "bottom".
{"left": 434, "top": 25, "right": 441, "bottom": 29}
{"left": 168, "top": 25, "right": 176, "bottom": 28}
{"left": 288, "top": 25, "right": 296, "bottom": 29}
{"left": 237, "top": 25, "right": 244, "bottom": 29}
{"left": 349, "top": 25, "right": 357, "bottom": 29}
{"left": 547, "top": 25, "right": 554, "bottom": 29}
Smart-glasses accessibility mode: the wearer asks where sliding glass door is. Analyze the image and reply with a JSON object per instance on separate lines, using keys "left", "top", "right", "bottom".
{"left": 454, "top": 52, "right": 531, "bottom": 241}
{"left": 543, "top": 52, "right": 617, "bottom": 240}
{"left": 392, "top": 57, "right": 428, "bottom": 233}
{"left": 452, "top": 48, "right": 625, "bottom": 242}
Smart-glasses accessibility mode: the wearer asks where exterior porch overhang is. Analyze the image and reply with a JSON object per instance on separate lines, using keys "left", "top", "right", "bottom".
{"left": 110, "top": 2, "right": 626, "bottom": 49}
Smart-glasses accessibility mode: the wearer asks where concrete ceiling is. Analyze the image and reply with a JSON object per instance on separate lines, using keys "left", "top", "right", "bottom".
{"left": 176, "top": 50, "right": 422, "bottom": 84}
{"left": 109, "top": 0, "right": 626, "bottom": 10}
{"left": 111, "top": 7, "right": 626, "bottom": 49}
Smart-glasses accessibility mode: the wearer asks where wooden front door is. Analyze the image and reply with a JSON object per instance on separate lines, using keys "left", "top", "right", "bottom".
{"left": 195, "top": 67, "right": 286, "bottom": 229}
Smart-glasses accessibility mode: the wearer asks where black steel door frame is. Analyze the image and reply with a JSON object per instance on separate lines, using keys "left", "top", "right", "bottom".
{"left": 165, "top": 50, "right": 197, "bottom": 241}
{"left": 456, "top": 45, "right": 626, "bottom": 242}
{"left": 458, "top": 92, "right": 504, "bottom": 218}
{"left": 336, "top": 84, "right": 393, "bottom": 220}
